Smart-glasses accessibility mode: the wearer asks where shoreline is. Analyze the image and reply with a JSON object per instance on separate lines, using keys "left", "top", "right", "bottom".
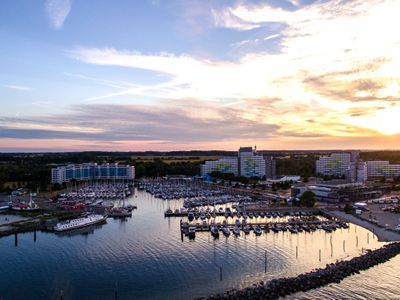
{"left": 327, "top": 210, "right": 400, "bottom": 242}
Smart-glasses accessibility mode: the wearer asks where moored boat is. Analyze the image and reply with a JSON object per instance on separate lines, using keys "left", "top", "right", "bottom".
{"left": 222, "top": 226, "right": 230, "bottom": 237}
{"left": 54, "top": 214, "right": 107, "bottom": 232}
{"left": 210, "top": 225, "right": 220, "bottom": 238}
{"left": 232, "top": 225, "right": 241, "bottom": 237}
{"left": 254, "top": 225, "right": 262, "bottom": 236}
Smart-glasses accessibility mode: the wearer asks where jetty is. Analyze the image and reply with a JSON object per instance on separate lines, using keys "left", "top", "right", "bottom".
{"left": 197, "top": 242, "right": 400, "bottom": 300}
{"left": 180, "top": 219, "right": 348, "bottom": 236}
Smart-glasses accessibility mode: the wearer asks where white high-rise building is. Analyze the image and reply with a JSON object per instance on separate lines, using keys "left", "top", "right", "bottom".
{"left": 200, "top": 157, "right": 238, "bottom": 177}
{"left": 200, "top": 147, "right": 276, "bottom": 179}
{"left": 316, "top": 153, "right": 351, "bottom": 178}
{"left": 367, "top": 161, "right": 400, "bottom": 178}
{"left": 238, "top": 147, "right": 266, "bottom": 178}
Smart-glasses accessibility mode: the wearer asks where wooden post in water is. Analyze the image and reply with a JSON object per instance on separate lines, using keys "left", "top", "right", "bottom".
{"left": 343, "top": 240, "right": 346, "bottom": 252}
{"left": 60, "top": 290, "right": 63, "bottom": 300}
{"left": 114, "top": 283, "right": 118, "bottom": 300}
{"left": 296, "top": 246, "right": 298, "bottom": 259}
{"left": 330, "top": 242, "right": 333, "bottom": 257}
{"left": 356, "top": 235, "right": 358, "bottom": 247}
{"left": 34, "top": 229, "right": 37, "bottom": 242}
{"left": 219, "top": 266, "right": 223, "bottom": 281}
{"left": 14, "top": 233, "right": 18, "bottom": 247}
{"left": 367, "top": 233, "right": 370, "bottom": 244}
{"left": 319, "top": 249, "right": 321, "bottom": 262}
{"left": 264, "top": 250, "right": 267, "bottom": 273}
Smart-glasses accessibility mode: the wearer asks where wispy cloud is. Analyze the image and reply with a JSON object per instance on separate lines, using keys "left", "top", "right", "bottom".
{"left": 45, "top": 0, "right": 72, "bottom": 30}
{"left": 0, "top": 101, "right": 279, "bottom": 143}
{"left": 4, "top": 85, "right": 32, "bottom": 91}
{"left": 210, "top": 8, "right": 260, "bottom": 31}
{"left": 264, "top": 33, "right": 280, "bottom": 41}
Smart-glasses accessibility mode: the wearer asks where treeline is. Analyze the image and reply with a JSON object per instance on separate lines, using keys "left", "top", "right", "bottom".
{"left": 361, "top": 151, "right": 400, "bottom": 164}
{"left": 134, "top": 159, "right": 200, "bottom": 177}
{"left": 275, "top": 155, "right": 318, "bottom": 179}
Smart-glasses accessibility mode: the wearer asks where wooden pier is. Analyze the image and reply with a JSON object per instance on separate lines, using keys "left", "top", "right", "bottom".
{"left": 180, "top": 219, "right": 348, "bottom": 234}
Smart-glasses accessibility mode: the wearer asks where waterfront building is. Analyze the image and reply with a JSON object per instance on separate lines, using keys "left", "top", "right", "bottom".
{"left": 291, "top": 181, "right": 389, "bottom": 203}
{"left": 51, "top": 163, "right": 135, "bottom": 184}
{"left": 367, "top": 161, "right": 400, "bottom": 178}
{"left": 316, "top": 152, "right": 351, "bottom": 178}
{"left": 238, "top": 147, "right": 266, "bottom": 178}
{"left": 200, "top": 157, "right": 238, "bottom": 177}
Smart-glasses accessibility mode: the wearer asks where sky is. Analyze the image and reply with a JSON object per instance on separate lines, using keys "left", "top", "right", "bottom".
{"left": 0, "top": 0, "right": 399, "bottom": 152}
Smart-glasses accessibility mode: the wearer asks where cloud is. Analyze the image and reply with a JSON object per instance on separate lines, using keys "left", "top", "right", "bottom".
{"left": 0, "top": 101, "right": 279, "bottom": 143}
{"left": 4, "top": 85, "right": 32, "bottom": 91}
{"left": 4, "top": 0, "right": 398, "bottom": 150}
{"left": 45, "top": 0, "right": 72, "bottom": 30}
{"left": 211, "top": 8, "right": 260, "bottom": 31}
{"left": 264, "top": 34, "right": 280, "bottom": 41}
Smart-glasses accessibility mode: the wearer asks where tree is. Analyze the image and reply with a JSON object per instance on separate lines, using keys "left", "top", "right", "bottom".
{"left": 299, "top": 191, "right": 316, "bottom": 207}
{"left": 343, "top": 203, "right": 354, "bottom": 214}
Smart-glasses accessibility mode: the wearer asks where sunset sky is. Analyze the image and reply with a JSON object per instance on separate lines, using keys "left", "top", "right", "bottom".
{"left": 1, "top": 0, "right": 399, "bottom": 152}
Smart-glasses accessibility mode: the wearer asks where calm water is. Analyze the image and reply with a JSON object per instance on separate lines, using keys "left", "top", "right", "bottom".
{"left": 0, "top": 189, "right": 398, "bottom": 300}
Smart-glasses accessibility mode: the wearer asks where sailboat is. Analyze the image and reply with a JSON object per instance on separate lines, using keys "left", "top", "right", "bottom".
{"left": 11, "top": 193, "right": 39, "bottom": 211}
{"left": 108, "top": 196, "right": 132, "bottom": 218}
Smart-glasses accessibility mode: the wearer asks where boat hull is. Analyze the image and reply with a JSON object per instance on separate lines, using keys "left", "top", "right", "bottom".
{"left": 54, "top": 215, "right": 107, "bottom": 232}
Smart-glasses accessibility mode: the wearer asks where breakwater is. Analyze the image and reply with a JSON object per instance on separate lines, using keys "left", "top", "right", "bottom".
{"left": 198, "top": 242, "right": 400, "bottom": 300}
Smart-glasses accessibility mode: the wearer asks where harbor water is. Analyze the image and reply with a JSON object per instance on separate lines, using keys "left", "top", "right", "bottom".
{"left": 0, "top": 189, "right": 399, "bottom": 300}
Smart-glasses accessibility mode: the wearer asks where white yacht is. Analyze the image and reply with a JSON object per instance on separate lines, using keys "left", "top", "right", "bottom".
{"left": 54, "top": 214, "right": 107, "bottom": 232}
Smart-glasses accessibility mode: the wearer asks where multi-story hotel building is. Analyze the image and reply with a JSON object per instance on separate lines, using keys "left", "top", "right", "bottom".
{"left": 367, "top": 161, "right": 400, "bottom": 178}
{"left": 51, "top": 163, "right": 135, "bottom": 184}
{"left": 200, "top": 157, "right": 238, "bottom": 177}
{"left": 316, "top": 153, "right": 351, "bottom": 178}
{"left": 200, "top": 147, "right": 275, "bottom": 178}
{"left": 238, "top": 147, "right": 266, "bottom": 178}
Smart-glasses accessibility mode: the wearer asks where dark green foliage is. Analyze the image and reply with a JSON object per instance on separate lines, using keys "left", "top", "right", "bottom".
{"left": 361, "top": 151, "right": 400, "bottom": 164}
{"left": 343, "top": 203, "right": 354, "bottom": 214}
{"left": 299, "top": 191, "right": 316, "bottom": 207}
{"left": 276, "top": 155, "right": 317, "bottom": 177}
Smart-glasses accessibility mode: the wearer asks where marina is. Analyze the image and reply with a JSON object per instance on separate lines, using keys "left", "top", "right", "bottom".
{"left": 0, "top": 189, "right": 396, "bottom": 300}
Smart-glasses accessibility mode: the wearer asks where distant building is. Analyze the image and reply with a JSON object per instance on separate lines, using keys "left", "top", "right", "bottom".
{"left": 264, "top": 155, "right": 276, "bottom": 179}
{"left": 356, "top": 161, "right": 367, "bottom": 182}
{"left": 316, "top": 153, "right": 351, "bottom": 178}
{"left": 367, "top": 161, "right": 400, "bottom": 178}
{"left": 200, "top": 146, "right": 276, "bottom": 179}
{"left": 238, "top": 147, "right": 266, "bottom": 178}
{"left": 291, "top": 181, "right": 389, "bottom": 203}
{"left": 51, "top": 163, "right": 135, "bottom": 184}
{"left": 200, "top": 157, "right": 238, "bottom": 177}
